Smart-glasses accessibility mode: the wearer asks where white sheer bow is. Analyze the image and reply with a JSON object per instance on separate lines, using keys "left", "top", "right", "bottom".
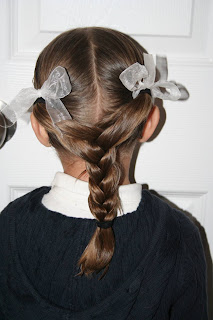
{"left": 119, "top": 53, "right": 181, "bottom": 101}
{"left": 0, "top": 66, "right": 72, "bottom": 128}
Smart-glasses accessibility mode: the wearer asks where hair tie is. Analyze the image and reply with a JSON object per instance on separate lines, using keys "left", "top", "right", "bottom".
{"left": 96, "top": 219, "right": 115, "bottom": 229}
{"left": 34, "top": 97, "right": 45, "bottom": 105}
{"left": 139, "top": 88, "right": 152, "bottom": 97}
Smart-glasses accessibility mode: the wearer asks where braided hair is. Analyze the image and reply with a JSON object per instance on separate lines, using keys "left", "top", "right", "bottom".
{"left": 33, "top": 27, "right": 153, "bottom": 279}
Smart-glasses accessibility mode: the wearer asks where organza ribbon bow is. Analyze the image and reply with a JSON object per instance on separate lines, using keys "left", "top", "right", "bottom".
{"left": 0, "top": 66, "right": 72, "bottom": 128}
{"left": 119, "top": 53, "right": 181, "bottom": 101}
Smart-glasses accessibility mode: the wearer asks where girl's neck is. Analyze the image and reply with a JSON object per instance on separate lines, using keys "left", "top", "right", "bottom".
{"left": 61, "top": 155, "right": 132, "bottom": 186}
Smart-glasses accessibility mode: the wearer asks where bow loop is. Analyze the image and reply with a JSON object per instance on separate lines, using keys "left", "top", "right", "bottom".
{"left": 40, "top": 66, "right": 71, "bottom": 100}
{"left": 151, "top": 80, "right": 181, "bottom": 101}
{"left": 119, "top": 62, "right": 148, "bottom": 92}
{"left": 0, "top": 66, "right": 72, "bottom": 130}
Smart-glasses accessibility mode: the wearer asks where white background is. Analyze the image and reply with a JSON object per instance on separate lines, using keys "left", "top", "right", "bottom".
{"left": 0, "top": 0, "right": 213, "bottom": 303}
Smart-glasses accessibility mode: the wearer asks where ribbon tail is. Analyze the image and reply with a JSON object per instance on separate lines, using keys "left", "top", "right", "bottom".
{"left": 143, "top": 53, "right": 156, "bottom": 88}
{"left": 0, "top": 88, "right": 38, "bottom": 127}
{"left": 132, "top": 89, "right": 141, "bottom": 99}
{"left": 156, "top": 55, "right": 168, "bottom": 81}
{"left": 45, "top": 98, "right": 72, "bottom": 126}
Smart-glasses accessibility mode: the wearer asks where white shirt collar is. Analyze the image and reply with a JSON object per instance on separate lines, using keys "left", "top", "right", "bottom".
{"left": 42, "top": 171, "right": 142, "bottom": 219}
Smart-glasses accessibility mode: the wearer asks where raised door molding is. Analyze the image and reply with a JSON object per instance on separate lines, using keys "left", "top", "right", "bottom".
{"left": 8, "top": 0, "right": 213, "bottom": 67}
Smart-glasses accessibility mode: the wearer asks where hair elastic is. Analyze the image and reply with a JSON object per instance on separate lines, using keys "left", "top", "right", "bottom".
{"left": 139, "top": 88, "right": 152, "bottom": 97}
{"left": 96, "top": 219, "right": 115, "bottom": 229}
{"left": 33, "top": 97, "right": 45, "bottom": 105}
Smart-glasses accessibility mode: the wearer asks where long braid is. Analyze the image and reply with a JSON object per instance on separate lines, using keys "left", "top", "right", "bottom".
{"left": 84, "top": 132, "right": 131, "bottom": 279}
{"left": 79, "top": 142, "right": 122, "bottom": 279}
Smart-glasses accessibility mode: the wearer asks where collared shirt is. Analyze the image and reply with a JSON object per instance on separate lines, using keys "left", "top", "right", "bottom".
{"left": 42, "top": 171, "right": 142, "bottom": 218}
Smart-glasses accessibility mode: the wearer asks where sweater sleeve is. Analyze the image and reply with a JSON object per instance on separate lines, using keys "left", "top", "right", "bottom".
{"left": 0, "top": 206, "right": 10, "bottom": 319}
{"left": 170, "top": 227, "right": 208, "bottom": 320}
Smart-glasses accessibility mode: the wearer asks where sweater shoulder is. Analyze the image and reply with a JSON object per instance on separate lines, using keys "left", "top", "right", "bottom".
{"left": 0, "top": 186, "right": 50, "bottom": 217}
{"left": 0, "top": 186, "right": 50, "bottom": 257}
{"left": 142, "top": 189, "right": 198, "bottom": 236}
{"left": 142, "top": 191, "right": 207, "bottom": 317}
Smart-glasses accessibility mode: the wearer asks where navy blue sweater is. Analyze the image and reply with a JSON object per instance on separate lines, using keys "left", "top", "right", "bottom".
{"left": 0, "top": 186, "right": 208, "bottom": 319}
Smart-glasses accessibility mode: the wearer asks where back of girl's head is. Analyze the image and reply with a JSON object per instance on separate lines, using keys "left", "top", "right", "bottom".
{"left": 33, "top": 27, "right": 153, "bottom": 280}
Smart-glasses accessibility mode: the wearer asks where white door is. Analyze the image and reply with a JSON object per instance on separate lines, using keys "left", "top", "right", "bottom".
{"left": 0, "top": 0, "right": 213, "bottom": 281}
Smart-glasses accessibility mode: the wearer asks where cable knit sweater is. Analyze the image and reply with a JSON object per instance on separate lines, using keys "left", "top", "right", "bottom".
{"left": 0, "top": 173, "right": 208, "bottom": 319}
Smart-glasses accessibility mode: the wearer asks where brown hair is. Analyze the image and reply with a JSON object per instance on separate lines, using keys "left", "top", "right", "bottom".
{"left": 33, "top": 27, "right": 153, "bottom": 280}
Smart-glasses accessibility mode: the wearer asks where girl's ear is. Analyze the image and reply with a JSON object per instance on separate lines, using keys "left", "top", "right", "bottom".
{"left": 139, "top": 105, "right": 160, "bottom": 142}
{"left": 30, "top": 112, "right": 51, "bottom": 147}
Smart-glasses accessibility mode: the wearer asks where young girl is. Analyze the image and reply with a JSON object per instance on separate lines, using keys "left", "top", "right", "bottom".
{"left": 0, "top": 27, "right": 208, "bottom": 319}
